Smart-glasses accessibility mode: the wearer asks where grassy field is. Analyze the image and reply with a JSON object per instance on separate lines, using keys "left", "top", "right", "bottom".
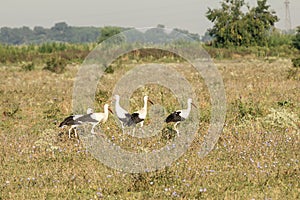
{"left": 0, "top": 57, "right": 299, "bottom": 199}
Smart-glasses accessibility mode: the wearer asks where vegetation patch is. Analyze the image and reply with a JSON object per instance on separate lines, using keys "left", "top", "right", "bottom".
{"left": 292, "top": 57, "right": 300, "bottom": 68}
{"left": 1, "top": 59, "right": 299, "bottom": 199}
{"left": 43, "top": 57, "right": 67, "bottom": 73}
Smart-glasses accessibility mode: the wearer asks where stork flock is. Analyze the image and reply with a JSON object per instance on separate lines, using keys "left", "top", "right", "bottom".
{"left": 59, "top": 95, "right": 196, "bottom": 138}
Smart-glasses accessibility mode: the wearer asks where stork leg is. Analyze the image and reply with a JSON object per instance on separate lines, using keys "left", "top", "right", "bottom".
{"left": 91, "top": 126, "right": 95, "bottom": 134}
{"left": 74, "top": 128, "right": 78, "bottom": 138}
{"left": 140, "top": 121, "right": 144, "bottom": 128}
{"left": 174, "top": 122, "right": 180, "bottom": 136}
{"left": 68, "top": 127, "right": 73, "bottom": 138}
{"left": 91, "top": 123, "right": 98, "bottom": 134}
{"left": 121, "top": 123, "right": 128, "bottom": 135}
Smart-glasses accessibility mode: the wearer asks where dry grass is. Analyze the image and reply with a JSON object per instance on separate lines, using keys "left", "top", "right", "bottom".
{"left": 0, "top": 58, "right": 299, "bottom": 199}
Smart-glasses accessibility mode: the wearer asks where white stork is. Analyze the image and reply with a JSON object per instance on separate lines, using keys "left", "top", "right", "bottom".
{"left": 114, "top": 95, "right": 132, "bottom": 129}
{"left": 165, "top": 98, "right": 197, "bottom": 134}
{"left": 126, "top": 95, "right": 154, "bottom": 127}
{"left": 59, "top": 104, "right": 113, "bottom": 138}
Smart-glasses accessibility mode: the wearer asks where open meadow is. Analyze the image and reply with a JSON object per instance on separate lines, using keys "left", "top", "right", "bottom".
{"left": 0, "top": 57, "right": 299, "bottom": 199}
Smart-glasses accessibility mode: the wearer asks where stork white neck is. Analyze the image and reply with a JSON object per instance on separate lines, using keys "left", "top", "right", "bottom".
{"left": 115, "top": 95, "right": 120, "bottom": 110}
{"left": 143, "top": 96, "right": 149, "bottom": 110}
{"left": 187, "top": 98, "right": 192, "bottom": 111}
{"left": 115, "top": 95, "right": 120, "bottom": 103}
{"left": 104, "top": 104, "right": 109, "bottom": 116}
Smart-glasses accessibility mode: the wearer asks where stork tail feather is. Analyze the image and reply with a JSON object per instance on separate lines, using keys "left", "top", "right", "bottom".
{"left": 59, "top": 115, "right": 75, "bottom": 127}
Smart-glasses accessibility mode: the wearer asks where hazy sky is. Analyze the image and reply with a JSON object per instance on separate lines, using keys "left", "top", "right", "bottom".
{"left": 0, "top": 0, "right": 299, "bottom": 35}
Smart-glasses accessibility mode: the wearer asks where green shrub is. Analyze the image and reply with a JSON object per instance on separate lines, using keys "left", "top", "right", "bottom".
{"left": 268, "top": 31, "right": 292, "bottom": 47}
{"left": 287, "top": 57, "right": 300, "bottom": 80}
{"left": 21, "top": 62, "right": 35, "bottom": 71}
{"left": 43, "top": 57, "right": 66, "bottom": 73}
{"left": 291, "top": 57, "right": 300, "bottom": 68}
{"left": 104, "top": 65, "right": 114, "bottom": 74}
{"left": 292, "top": 26, "right": 300, "bottom": 51}
{"left": 231, "top": 97, "right": 263, "bottom": 121}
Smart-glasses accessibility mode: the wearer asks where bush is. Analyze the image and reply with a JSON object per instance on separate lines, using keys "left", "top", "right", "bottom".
{"left": 292, "top": 26, "right": 300, "bottom": 51}
{"left": 43, "top": 57, "right": 66, "bottom": 73}
{"left": 291, "top": 57, "right": 300, "bottom": 68}
{"left": 231, "top": 97, "right": 263, "bottom": 121}
{"left": 21, "top": 62, "right": 35, "bottom": 71}
{"left": 268, "top": 31, "right": 292, "bottom": 47}
{"left": 287, "top": 57, "right": 300, "bottom": 80}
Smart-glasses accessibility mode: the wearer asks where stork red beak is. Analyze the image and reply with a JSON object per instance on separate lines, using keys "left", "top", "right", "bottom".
{"left": 108, "top": 108, "right": 114, "bottom": 114}
{"left": 148, "top": 99, "right": 154, "bottom": 105}
{"left": 191, "top": 103, "right": 197, "bottom": 108}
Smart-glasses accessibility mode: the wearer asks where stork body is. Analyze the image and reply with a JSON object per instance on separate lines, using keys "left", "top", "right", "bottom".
{"left": 114, "top": 95, "right": 132, "bottom": 128}
{"left": 59, "top": 104, "right": 112, "bottom": 138}
{"left": 86, "top": 104, "right": 112, "bottom": 134}
{"left": 59, "top": 114, "right": 85, "bottom": 138}
{"left": 165, "top": 98, "right": 196, "bottom": 134}
{"left": 126, "top": 95, "right": 153, "bottom": 127}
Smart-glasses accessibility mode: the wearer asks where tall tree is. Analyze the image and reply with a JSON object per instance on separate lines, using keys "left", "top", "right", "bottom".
{"left": 206, "top": 0, "right": 278, "bottom": 47}
{"left": 244, "top": 0, "right": 278, "bottom": 46}
{"left": 98, "top": 26, "right": 124, "bottom": 44}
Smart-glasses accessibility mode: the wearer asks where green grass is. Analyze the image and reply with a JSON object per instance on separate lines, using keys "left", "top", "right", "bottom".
{"left": 0, "top": 43, "right": 93, "bottom": 66}
{"left": 203, "top": 45, "right": 300, "bottom": 60}
{"left": 0, "top": 57, "right": 299, "bottom": 199}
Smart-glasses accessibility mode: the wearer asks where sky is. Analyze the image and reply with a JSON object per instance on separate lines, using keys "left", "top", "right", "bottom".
{"left": 0, "top": 0, "right": 299, "bottom": 35}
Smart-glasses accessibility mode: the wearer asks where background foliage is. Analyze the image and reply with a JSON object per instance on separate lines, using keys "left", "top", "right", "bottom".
{"left": 206, "top": 0, "right": 279, "bottom": 47}
{"left": 0, "top": 22, "right": 101, "bottom": 44}
{"left": 292, "top": 26, "right": 300, "bottom": 51}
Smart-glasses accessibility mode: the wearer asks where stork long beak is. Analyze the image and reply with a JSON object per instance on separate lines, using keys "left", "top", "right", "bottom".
{"left": 108, "top": 108, "right": 114, "bottom": 114}
{"left": 148, "top": 99, "right": 154, "bottom": 105}
{"left": 191, "top": 103, "right": 197, "bottom": 108}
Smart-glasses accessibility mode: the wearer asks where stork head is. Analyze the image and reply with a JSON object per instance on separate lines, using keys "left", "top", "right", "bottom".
{"left": 104, "top": 104, "right": 114, "bottom": 114}
{"left": 115, "top": 94, "right": 120, "bottom": 100}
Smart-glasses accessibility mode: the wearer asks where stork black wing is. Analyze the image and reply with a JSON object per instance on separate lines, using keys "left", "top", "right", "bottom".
{"left": 75, "top": 113, "right": 98, "bottom": 123}
{"left": 165, "top": 111, "right": 182, "bottom": 123}
{"left": 125, "top": 112, "right": 144, "bottom": 126}
{"left": 119, "top": 113, "right": 132, "bottom": 125}
{"left": 59, "top": 115, "right": 80, "bottom": 127}
{"left": 131, "top": 113, "right": 144, "bottom": 123}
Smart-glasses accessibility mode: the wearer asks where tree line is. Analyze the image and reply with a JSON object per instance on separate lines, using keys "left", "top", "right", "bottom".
{"left": 0, "top": 0, "right": 299, "bottom": 61}
{"left": 0, "top": 22, "right": 101, "bottom": 44}
{"left": 0, "top": 22, "right": 201, "bottom": 45}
